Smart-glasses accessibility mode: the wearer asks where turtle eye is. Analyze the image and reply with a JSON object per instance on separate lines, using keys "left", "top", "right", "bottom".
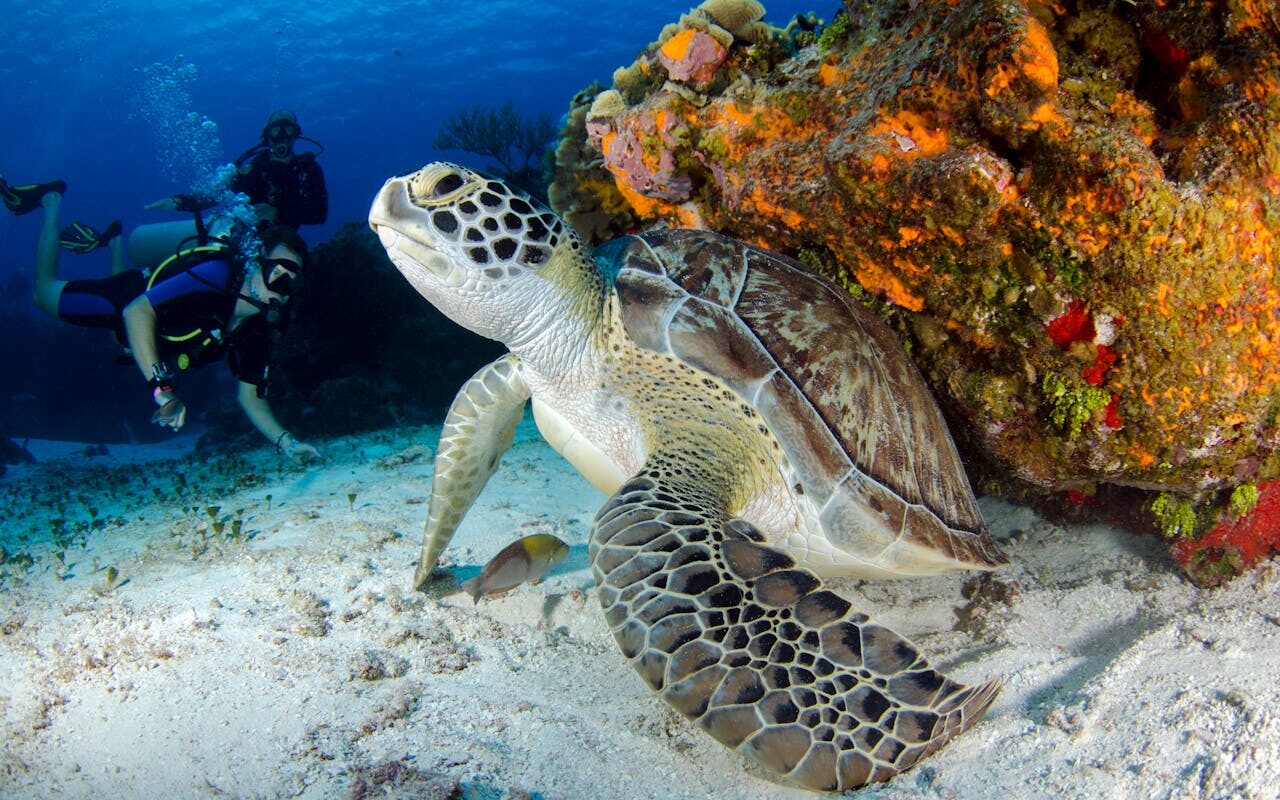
{"left": 433, "top": 173, "right": 465, "bottom": 197}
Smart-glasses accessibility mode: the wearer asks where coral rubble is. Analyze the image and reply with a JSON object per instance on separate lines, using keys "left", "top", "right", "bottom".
{"left": 550, "top": 0, "right": 1280, "bottom": 577}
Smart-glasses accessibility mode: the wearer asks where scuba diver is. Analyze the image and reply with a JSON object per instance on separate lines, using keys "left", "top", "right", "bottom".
{"left": 56, "top": 109, "right": 328, "bottom": 269}
{"left": 227, "top": 109, "right": 328, "bottom": 229}
{"left": 0, "top": 175, "right": 321, "bottom": 464}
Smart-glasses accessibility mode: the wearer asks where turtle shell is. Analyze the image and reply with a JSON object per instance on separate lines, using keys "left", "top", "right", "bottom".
{"left": 606, "top": 228, "right": 1007, "bottom": 573}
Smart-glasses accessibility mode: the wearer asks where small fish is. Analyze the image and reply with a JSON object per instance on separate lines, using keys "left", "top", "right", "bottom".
{"left": 460, "top": 533, "right": 570, "bottom": 603}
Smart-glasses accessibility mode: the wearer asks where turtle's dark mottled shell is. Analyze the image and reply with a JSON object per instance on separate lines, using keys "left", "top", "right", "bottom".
{"left": 607, "top": 229, "right": 1006, "bottom": 571}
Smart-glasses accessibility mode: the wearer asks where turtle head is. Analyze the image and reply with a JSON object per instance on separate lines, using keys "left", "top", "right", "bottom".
{"left": 370, "top": 162, "right": 593, "bottom": 346}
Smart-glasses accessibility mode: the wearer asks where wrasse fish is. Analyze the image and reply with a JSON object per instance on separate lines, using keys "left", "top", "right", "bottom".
{"left": 461, "top": 533, "right": 570, "bottom": 602}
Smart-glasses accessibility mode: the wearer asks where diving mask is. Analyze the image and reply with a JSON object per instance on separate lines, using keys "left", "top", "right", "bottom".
{"left": 263, "top": 258, "right": 300, "bottom": 295}
{"left": 266, "top": 122, "right": 300, "bottom": 158}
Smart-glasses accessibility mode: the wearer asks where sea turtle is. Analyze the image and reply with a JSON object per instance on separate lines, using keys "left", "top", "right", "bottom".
{"left": 368, "top": 163, "right": 1008, "bottom": 791}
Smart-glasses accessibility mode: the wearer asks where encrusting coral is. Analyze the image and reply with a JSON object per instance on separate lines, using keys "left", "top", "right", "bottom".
{"left": 549, "top": 0, "right": 1280, "bottom": 581}
{"left": 659, "top": 28, "right": 730, "bottom": 85}
{"left": 550, "top": 85, "right": 641, "bottom": 244}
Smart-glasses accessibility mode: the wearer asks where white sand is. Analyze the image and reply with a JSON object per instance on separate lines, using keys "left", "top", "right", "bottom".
{"left": 1, "top": 416, "right": 1277, "bottom": 799}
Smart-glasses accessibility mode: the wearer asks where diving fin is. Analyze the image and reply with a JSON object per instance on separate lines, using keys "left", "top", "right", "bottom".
{"left": 60, "top": 219, "right": 122, "bottom": 254}
{"left": 0, "top": 176, "right": 66, "bottom": 215}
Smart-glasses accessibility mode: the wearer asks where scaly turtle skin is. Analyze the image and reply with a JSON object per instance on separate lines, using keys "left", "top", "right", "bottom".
{"left": 368, "top": 163, "right": 1007, "bottom": 791}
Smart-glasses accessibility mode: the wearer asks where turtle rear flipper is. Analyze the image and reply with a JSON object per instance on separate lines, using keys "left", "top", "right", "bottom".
{"left": 591, "top": 466, "right": 1001, "bottom": 792}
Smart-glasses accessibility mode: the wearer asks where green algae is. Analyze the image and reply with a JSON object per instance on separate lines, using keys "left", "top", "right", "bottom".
{"left": 1228, "top": 484, "right": 1260, "bottom": 518}
{"left": 1150, "top": 493, "right": 1199, "bottom": 540}
{"left": 767, "top": 90, "right": 814, "bottom": 125}
{"left": 816, "top": 11, "right": 849, "bottom": 54}
{"left": 697, "top": 129, "right": 730, "bottom": 162}
{"left": 1019, "top": 228, "right": 1091, "bottom": 294}
{"left": 1041, "top": 372, "right": 1109, "bottom": 440}
{"left": 796, "top": 245, "right": 870, "bottom": 304}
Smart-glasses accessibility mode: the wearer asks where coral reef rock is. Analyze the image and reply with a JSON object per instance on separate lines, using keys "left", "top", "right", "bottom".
{"left": 550, "top": 0, "right": 1280, "bottom": 577}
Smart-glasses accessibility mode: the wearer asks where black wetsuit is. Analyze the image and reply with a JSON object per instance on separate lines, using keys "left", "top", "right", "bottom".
{"left": 56, "top": 257, "right": 272, "bottom": 391}
{"left": 231, "top": 151, "right": 328, "bottom": 228}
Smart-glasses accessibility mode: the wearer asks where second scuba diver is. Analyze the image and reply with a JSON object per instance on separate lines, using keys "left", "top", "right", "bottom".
{"left": 0, "top": 176, "right": 321, "bottom": 464}
{"left": 59, "top": 109, "right": 328, "bottom": 268}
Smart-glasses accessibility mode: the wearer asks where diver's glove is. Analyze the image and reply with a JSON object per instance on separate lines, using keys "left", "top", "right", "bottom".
{"left": 152, "top": 390, "right": 187, "bottom": 430}
{"left": 276, "top": 431, "right": 320, "bottom": 465}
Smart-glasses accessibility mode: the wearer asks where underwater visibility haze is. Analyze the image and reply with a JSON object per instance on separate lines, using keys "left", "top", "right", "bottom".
{"left": 0, "top": 0, "right": 819, "bottom": 443}
{"left": 4, "top": 1, "right": 1280, "bottom": 796}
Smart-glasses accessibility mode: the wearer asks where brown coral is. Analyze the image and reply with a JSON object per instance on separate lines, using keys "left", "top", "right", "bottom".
{"left": 586, "top": 89, "right": 625, "bottom": 122}
{"left": 552, "top": 0, "right": 1280, "bottom": 574}
{"left": 697, "top": 0, "right": 766, "bottom": 40}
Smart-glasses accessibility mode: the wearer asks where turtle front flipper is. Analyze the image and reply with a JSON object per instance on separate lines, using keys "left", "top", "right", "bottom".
{"left": 590, "top": 467, "right": 1000, "bottom": 791}
{"left": 415, "top": 354, "right": 530, "bottom": 590}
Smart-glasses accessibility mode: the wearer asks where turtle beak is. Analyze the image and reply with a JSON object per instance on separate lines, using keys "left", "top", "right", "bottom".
{"left": 368, "top": 175, "right": 415, "bottom": 247}
{"left": 369, "top": 176, "right": 457, "bottom": 283}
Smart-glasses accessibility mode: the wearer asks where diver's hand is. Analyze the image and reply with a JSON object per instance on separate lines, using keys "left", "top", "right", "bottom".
{"left": 145, "top": 196, "right": 180, "bottom": 211}
{"left": 146, "top": 194, "right": 206, "bottom": 212}
{"left": 277, "top": 432, "right": 321, "bottom": 465}
{"left": 152, "top": 392, "right": 187, "bottom": 430}
{"left": 289, "top": 440, "right": 321, "bottom": 466}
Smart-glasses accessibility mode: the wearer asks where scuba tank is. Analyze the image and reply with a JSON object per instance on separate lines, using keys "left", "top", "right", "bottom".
{"left": 147, "top": 220, "right": 288, "bottom": 352}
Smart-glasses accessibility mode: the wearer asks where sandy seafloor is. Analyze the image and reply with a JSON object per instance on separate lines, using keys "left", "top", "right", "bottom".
{"left": 1, "top": 415, "right": 1277, "bottom": 800}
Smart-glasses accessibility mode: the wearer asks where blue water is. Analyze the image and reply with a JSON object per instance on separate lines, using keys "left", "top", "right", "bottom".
{"left": 0, "top": 0, "right": 825, "bottom": 443}
{"left": 1, "top": 0, "right": 823, "bottom": 277}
